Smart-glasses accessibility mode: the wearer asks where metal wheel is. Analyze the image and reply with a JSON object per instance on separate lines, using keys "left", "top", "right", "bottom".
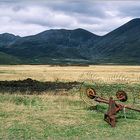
{"left": 116, "top": 90, "right": 128, "bottom": 102}
{"left": 79, "top": 83, "right": 97, "bottom": 106}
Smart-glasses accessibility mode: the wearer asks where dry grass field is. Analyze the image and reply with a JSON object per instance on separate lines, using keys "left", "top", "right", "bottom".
{"left": 0, "top": 65, "right": 140, "bottom": 140}
{"left": 0, "top": 93, "right": 140, "bottom": 140}
{"left": 0, "top": 65, "right": 140, "bottom": 83}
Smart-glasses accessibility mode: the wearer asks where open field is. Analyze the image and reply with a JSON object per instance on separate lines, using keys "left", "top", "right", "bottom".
{"left": 0, "top": 65, "right": 140, "bottom": 139}
{"left": 0, "top": 93, "right": 140, "bottom": 140}
{"left": 0, "top": 65, "right": 140, "bottom": 83}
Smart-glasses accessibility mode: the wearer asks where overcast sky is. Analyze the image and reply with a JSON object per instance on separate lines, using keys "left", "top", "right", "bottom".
{"left": 0, "top": 0, "right": 140, "bottom": 36}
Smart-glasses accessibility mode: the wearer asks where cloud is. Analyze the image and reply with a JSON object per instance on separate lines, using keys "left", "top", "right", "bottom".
{"left": 0, "top": 0, "right": 140, "bottom": 36}
{"left": 116, "top": 2, "right": 140, "bottom": 18}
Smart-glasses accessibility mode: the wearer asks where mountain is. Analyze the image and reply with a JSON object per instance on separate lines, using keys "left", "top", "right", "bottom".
{"left": 0, "top": 52, "right": 21, "bottom": 64}
{"left": 0, "top": 33, "right": 20, "bottom": 48}
{"left": 91, "top": 18, "right": 140, "bottom": 64}
{"left": 1, "top": 28, "right": 100, "bottom": 64}
{"left": 0, "top": 18, "right": 140, "bottom": 65}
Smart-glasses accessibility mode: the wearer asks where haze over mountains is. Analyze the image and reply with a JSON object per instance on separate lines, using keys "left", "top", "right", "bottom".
{"left": 0, "top": 18, "right": 140, "bottom": 65}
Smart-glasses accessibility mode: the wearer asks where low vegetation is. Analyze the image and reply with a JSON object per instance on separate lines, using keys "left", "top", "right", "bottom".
{"left": 0, "top": 91, "right": 140, "bottom": 140}
{"left": 0, "top": 65, "right": 140, "bottom": 139}
{"left": 0, "top": 65, "right": 140, "bottom": 83}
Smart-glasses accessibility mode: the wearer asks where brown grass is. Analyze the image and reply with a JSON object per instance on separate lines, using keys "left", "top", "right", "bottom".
{"left": 0, "top": 93, "right": 140, "bottom": 140}
{"left": 0, "top": 65, "right": 140, "bottom": 84}
{"left": 0, "top": 65, "right": 140, "bottom": 139}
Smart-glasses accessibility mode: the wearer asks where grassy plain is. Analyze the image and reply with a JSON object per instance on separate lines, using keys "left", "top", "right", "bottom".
{"left": 0, "top": 65, "right": 140, "bottom": 83}
{"left": 0, "top": 65, "right": 140, "bottom": 140}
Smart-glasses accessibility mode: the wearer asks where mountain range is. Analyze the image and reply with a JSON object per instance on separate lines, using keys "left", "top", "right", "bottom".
{"left": 0, "top": 18, "right": 140, "bottom": 65}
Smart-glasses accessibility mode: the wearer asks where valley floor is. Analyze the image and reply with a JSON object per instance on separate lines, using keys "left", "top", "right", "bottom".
{"left": 0, "top": 65, "right": 140, "bottom": 139}
{"left": 0, "top": 65, "right": 140, "bottom": 83}
{"left": 0, "top": 93, "right": 140, "bottom": 140}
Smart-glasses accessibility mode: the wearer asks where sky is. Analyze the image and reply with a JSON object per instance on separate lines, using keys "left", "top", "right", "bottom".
{"left": 0, "top": 0, "right": 140, "bottom": 36}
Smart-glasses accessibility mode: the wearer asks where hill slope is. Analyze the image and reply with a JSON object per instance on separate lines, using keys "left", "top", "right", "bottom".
{"left": 1, "top": 28, "right": 100, "bottom": 64}
{"left": 0, "top": 33, "right": 20, "bottom": 48}
{"left": 91, "top": 18, "right": 140, "bottom": 64}
{"left": 0, "top": 18, "right": 140, "bottom": 65}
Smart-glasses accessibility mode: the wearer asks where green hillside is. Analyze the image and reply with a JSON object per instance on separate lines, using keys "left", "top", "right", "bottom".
{"left": 0, "top": 18, "right": 140, "bottom": 65}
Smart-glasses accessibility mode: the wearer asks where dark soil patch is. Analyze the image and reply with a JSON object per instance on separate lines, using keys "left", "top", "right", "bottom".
{"left": 0, "top": 78, "right": 81, "bottom": 94}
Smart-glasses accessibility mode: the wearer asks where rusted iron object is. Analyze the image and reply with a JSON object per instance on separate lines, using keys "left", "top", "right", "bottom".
{"left": 85, "top": 88, "right": 140, "bottom": 127}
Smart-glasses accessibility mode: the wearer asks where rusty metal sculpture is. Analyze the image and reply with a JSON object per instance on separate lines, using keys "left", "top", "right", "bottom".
{"left": 80, "top": 86, "right": 140, "bottom": 127}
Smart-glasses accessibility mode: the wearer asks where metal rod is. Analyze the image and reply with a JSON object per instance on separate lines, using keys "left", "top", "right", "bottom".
{"left": 94, "top": 97, "right": 140, "bottom": 113}
{"left": 125, "top": 106, "right": 140, "bottom": 112}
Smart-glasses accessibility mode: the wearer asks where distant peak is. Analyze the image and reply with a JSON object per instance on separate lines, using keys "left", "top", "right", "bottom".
{"left": 0, "top": 33, "right": 20, "bottom": 38}
{"left": 72, "top": 28, "right": 99, "bottom": 37}
{"left": 130, "top": 18, "right": 140, "bottom": 22}
{"left": 73, "top": 28, "right": 91, "bottom": 33}
{"left": 36, "top": 28, "right": 99, "bottom": 37}
{"left": 73, "top": 28, "right": 86, "bottom": 31}
{"left": 0, "top": 33, "right": 14, "bottom": 36}
{"left": 127, "top": 18, "right": 140, "bottom": 25}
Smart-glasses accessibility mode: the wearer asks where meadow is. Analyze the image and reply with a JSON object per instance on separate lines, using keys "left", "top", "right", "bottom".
{"left": 0, "top": 65, "right": 140, "bottom": 140}
{"left": 0, "top": 65, "right": 140, "bottom": 83}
